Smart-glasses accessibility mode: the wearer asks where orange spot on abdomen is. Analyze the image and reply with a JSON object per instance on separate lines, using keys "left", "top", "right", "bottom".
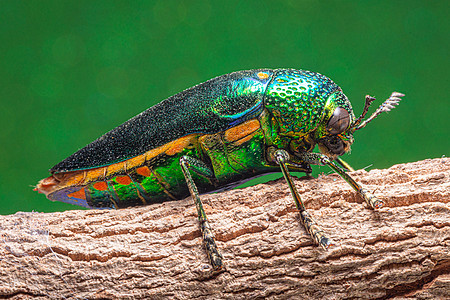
{"left": 136, "top": 166, "right": 152, "bottom": 177}
{"left": 93, "top": 181, "right": 108, "bottom": 191}
{"left": 68, "top": 188, "right": 87, "bottom": 200}
{"left": 115, "top": 175, "right": 132, "bottom": 185}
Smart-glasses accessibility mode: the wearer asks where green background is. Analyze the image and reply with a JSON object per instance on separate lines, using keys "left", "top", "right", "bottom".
{"left": 1, "top": 1, "right": 448, "bottom": 215}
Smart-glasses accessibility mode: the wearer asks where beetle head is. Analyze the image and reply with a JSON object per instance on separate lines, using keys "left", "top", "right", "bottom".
{"left": 313, "top": 91, "right": 404, "bottom": 159}
{"left": 264, "top": 70, "right": 404, "bottom": 161}
{"left": 312, "top": 91, "right": 355, "bottom": 159}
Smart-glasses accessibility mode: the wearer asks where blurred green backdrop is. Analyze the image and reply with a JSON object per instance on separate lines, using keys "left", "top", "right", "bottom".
{"left": 0, "top": 0, "right": 448, "bottom": 215}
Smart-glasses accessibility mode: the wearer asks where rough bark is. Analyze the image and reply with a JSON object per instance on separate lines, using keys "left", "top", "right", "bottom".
{"left": 1, "top": 158, "right": 449, "bottom": 299}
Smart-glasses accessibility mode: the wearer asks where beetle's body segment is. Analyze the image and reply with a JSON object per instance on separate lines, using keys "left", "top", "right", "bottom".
{"left": 265, "top": 69, "right": 353, "bottom": 137}
{"left": 51, "top": 69, "right": 274, "bottom": 173}
{"left": 36, "top": 68, "right": 404, "bottom": 270}
{"left": 42, "top": 114, "right": 309, "bottom": 209}
{"left": 39, "top": 68, "right": 340, "bottom": 208}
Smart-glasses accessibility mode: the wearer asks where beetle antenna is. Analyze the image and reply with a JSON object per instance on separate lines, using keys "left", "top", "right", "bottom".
{"left": 352, "top": 92, "right": 404, "bottom": 131}
{"left": 351, "top": 95, "right": 376, "bottom": 130}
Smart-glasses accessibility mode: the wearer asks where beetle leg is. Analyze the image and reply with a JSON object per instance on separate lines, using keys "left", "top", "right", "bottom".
{"left": 179, "top": 156, "right": 223, "bottom": 271}
{"left": 273, "top": 149, "right": 333, "bottom": 250}
{"left": 300, "top": 153, "right": 383, "bottom": 209}
{"left": 335, "top": 157, "right": 355, "bottom": 172}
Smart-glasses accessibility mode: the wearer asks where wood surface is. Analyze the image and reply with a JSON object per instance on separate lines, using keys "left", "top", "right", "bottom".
{"left": 1, "top": 158, "right": 449, "bottom": 299}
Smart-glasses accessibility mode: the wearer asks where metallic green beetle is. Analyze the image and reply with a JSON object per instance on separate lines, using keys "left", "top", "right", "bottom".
{"left": 36, "top": 68, "right": 403, "bottom": 270}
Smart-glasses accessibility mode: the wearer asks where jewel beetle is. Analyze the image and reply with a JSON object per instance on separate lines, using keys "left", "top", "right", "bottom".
{"left": 36, "top": 68, "right": 404, "bottom": 270}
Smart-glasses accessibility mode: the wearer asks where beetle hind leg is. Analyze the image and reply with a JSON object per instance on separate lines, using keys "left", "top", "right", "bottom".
{"left": 273, "top": 149, "right": 333, "bottom": 249}
{"left": 179, "top": 156, "right": 223, "bottom": 271}
{"left": 300, "top": 211, "right": 333, "bottom": 250}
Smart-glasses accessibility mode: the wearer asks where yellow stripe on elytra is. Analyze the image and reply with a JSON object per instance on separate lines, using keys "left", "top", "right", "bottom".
{"left": 58, "top": 120, "right": 260, "bottom": 190}
{"left": 58, "top": 134, "right": 199, "bottom": 188}
{"left": 224, "top": 119, "right": 260, "bottom": 143}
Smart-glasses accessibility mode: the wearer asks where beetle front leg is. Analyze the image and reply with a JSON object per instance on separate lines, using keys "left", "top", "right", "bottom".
{"left": 300, "top": 153, "right": 383, "bottom": 209}
{"left": 179, "top": 156, "right": 223, "bottom": 271}
{"left": 273, "top": 149, "right": 333, "bottom": 250}
{"left": 335, "top": 157, "right": 355, "bottom": 172}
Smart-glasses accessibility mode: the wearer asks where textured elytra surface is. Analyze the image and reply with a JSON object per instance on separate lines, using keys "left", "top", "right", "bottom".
{"left": 50, "top": 69, "right": 275, "bottom": 173}
{"left": 1, "top": 158, "right": 449, "bottom": 299}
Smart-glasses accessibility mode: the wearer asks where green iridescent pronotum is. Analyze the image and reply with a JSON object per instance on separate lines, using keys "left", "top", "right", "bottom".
{"left": 36, "top": 68, "right": 404, "bottom": 270}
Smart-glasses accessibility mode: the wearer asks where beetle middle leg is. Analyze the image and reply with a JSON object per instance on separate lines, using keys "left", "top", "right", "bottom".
{"left": 179, "top": 155, "right": 223, "bottom": 271}
{"left": 300, "top": 152, "right": 383, "bottom": 209}
{"left": 273, "top": 149, "right": 333, "bottom": 250}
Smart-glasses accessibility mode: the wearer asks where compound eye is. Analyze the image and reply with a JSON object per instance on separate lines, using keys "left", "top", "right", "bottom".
{"left": 327, "top": 107, "right": 350, "bottom": 134}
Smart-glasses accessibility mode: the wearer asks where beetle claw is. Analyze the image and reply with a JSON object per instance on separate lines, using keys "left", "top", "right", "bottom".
{"left": 360, "top": 188, "right": 384, "bottom": 209}
{"left": 319, "top": 236, "right": 334, "bottom": 250}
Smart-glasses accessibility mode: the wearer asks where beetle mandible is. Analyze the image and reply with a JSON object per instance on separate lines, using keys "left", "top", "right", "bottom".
{"left": 36, "top": 69, "right": 404, "bottom": 270}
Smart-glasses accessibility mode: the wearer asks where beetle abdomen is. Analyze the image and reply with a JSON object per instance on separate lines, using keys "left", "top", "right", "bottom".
{"left": 48, "top": 171, "right": 173, "bottom": 209}
{"left": 37, "top": 134, "right": 204, "bottom": 208}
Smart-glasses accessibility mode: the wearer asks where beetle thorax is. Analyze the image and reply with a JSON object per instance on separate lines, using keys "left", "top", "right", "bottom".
{"left": 264, "top": 69, "right": 342, "bottom": 138}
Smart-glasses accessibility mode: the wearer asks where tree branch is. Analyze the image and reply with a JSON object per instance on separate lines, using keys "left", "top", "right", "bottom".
{"left": 1, "top": 158, "right": 449, "bottom": 299}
